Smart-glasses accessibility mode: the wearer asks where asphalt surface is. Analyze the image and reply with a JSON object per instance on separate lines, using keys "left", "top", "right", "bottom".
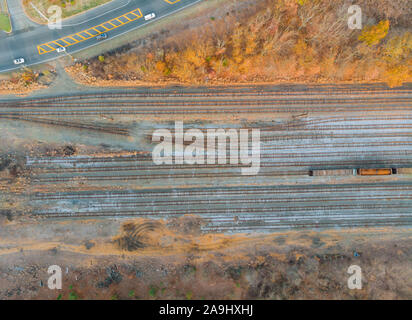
{"left": 0, "top": 0, "right": 201, "bottom": 73}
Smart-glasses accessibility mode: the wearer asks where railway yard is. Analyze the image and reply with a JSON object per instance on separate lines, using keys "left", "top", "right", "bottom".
{"left": 0, "top": 0, "right": 411, "bottom": 301}
{"left": 1, "top": 83, "right": 411, "bottom": 232}
{"left": 0, "top": 82, "right": 412, "bottom": 299}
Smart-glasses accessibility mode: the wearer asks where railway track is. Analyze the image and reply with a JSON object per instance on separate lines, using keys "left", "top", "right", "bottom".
{"left": 37, "top": 194, "right": 412, "bottom": 208}
{"left": 4, "top": 96, "right": 411, "bottom": 106}
{"left": 0, "top": 115, "right": 129, "bottom": 135}
{"left": 260, "top": 129, "right": 412, "bottom": 140}
{"left": 28, "top": 153, "right": 412, "bottom": 167}
{"left": 32, "top": 201, "right": 412, "bottom": 214}
{"left": 4, "top": 83, "right": 412, "bottom": 232}
{"left": 32, "top": 204, "right": 412, "bottom": 232}
{"left": 1, "top": 85, "right": 411, "bottom": 115}
{"left": 32, "top": 182, "right": 412, "bottom": 199}
{"left": 3, "top": 113, "right": 412, "bottom": 139}
{"left": 1, "top": 101, "right": 411, "bottom": 115}
{"left": 31, "top": 159, "right": 412, "bottom": 175}
{"left": 29, "top": 160, "right": 412, "bottom": 182}
{"left": 30, "top": 179, "right": 412, "bottom": 232}
{"left": 1, "top": 83, "right": 410, "bottom": 104}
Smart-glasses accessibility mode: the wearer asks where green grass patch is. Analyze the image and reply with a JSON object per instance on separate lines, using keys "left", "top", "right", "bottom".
{"left": 68, "top": 291, "right": 78, "bottom": 300}
{"left": 110, "top": 294, "right": 119, "bottom": 300}
{"left": 0, "top": 13, "right": 11, "bottom": 32}
{"left": 148, "top": 286, "right": 157, "bottom": 298}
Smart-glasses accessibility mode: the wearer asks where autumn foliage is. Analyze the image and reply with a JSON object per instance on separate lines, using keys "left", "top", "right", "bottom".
{"left": 358, "top": 20, "right": 390, "bottom": 46}
{"left": 80, "top": 0, "right": 411, "bottom": 87}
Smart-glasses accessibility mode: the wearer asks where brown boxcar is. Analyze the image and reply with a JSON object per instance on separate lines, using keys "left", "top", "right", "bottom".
{"left": 357, "top": 168, "right": 395, "bottom": 176}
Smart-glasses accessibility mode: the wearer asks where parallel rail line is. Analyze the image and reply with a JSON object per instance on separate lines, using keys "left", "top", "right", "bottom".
{"left": 32, "top": 184, "right": 412, "bottom": 200}
{"left": 32, "top": 203, "right": 412, "bottom": 218}
{"left": 2, "top": 96, "right": 411, "bottom": 109}
{"left": 1, "top": 85, "right": 410, "bottom": 104}
{"left": 0, "top": 115, "right": 129, "bottom": 135}
{"left": 53, "top": 195, "right": 412, "bottom": 207}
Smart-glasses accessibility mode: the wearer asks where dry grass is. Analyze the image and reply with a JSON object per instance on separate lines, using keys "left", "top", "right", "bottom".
{"left": 23, "top": 0, "right": 111, "bottom": 23}
{"left": 0, "top": 68, "right": 55, "bottom": 95}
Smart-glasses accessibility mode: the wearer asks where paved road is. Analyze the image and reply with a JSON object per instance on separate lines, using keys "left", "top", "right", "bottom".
{"left": 6, "top": 0, "right": 39, "bottom": 31}
{"left": 0, "top": 0, "right": 201, "bottom": 73}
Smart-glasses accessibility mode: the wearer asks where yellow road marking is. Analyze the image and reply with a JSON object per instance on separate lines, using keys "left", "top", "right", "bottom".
{"left": 37, "top": 8, "right": 143, "bottom": 55}
{"left": 72, "top": 34, "right": 84, "bottom": 41}
{"left": 67, "top": 36, "right": 78, "bottom": 42}
{"left": 83, "top": 31, "right": 94, "bottom": 37}
{"left": 55, "top": 40, "right": 66, "bottom": 46}
{"left": 60, "top": 38, "right": 72, "bottom": 45}
{"left": 164, "top": 0, "right": 181, "bottom": 4}
{"left": 44, "top": 43, "right": 55, "bottom": 50}
{"left": 76, "top": 33, "right": 87, "bottom": 40}
{"left": 125, "top": 13, "right": 138, "bottom": 20}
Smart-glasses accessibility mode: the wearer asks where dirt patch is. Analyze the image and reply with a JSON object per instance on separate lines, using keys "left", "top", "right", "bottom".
{"left": 0, "top": 221, "right": 410, "bottom": 299}
{"left": 0, "top": 154, "right": 26, "bottom": 180}
{"left": 114, "top": 218, "right": 246, "bottom": 253}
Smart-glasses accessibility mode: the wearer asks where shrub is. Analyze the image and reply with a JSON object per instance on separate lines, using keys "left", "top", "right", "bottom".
{"left": 358, "top": 20, "right": 390, "bottom": 46}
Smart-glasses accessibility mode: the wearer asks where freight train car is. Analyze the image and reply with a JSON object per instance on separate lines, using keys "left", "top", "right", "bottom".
{"left": 309, "top": 168, "right": 397, "bottom": 176}
{"left": 356, "top": 168, "right": 397, "bottom": 175}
